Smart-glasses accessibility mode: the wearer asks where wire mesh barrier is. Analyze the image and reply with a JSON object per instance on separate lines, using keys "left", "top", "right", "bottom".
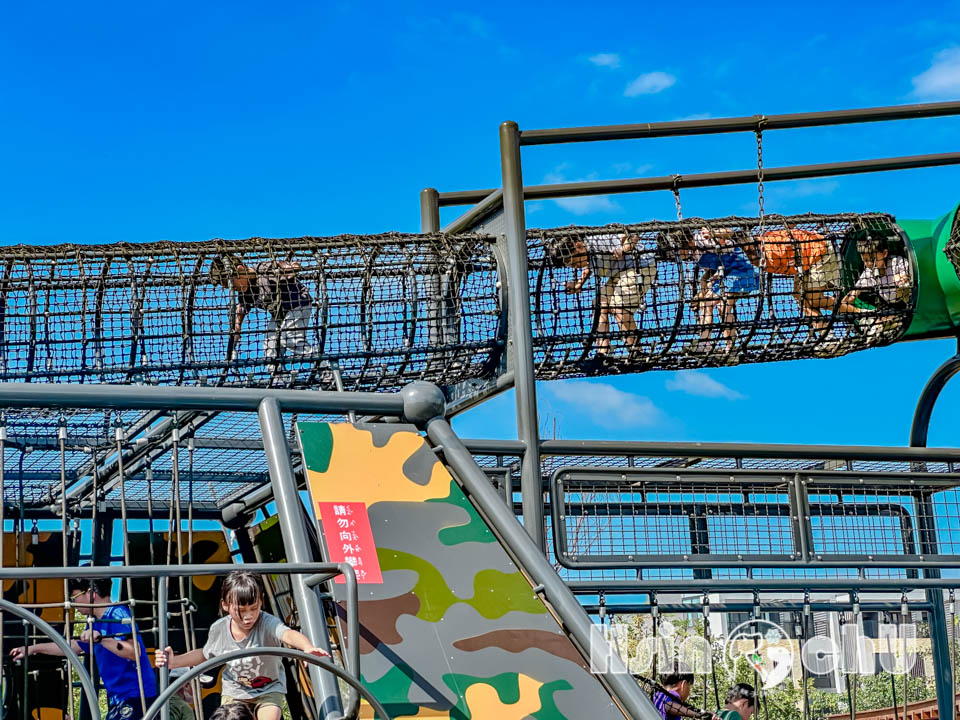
{"left": 549, "top": 457, "right": 960, "bottom": 575}
{"left": 470, "top": 443, "right": 960, "bottom": 583}
{"left": 0, "top": 233, "right": 503, "bottom": 389}
{"left": 528, "top": 212, "right": 914, "bottom": 376}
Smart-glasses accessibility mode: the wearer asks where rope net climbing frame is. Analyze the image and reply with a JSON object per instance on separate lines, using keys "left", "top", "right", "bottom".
{"left": 0, "top": 212, "right": 913, "bottom": 393}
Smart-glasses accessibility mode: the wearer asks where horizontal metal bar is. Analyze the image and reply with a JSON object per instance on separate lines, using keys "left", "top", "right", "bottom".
{"left": 568, "top": 579, "right": 960, "bottom": 592}
{"left": 540, "top": 439, "right": 960, "bottom": 462}
{"left": 581, "top": 602, "right": 934, "bottom": 615}
{"left": 437, "top": 151, "right": 960, "bottom": 206}
{"left": 558, "top": 555, "right": 960, "bottom": 570}
{"left": 519, "top": 100, "right": 960, "bottom": 145}
{"left": 0, "top": 562, "right": 344, "bottom": 581}
{"left": 0, "top": 382, "right": 405, "bottom": 415}
{"left": 443, "top": 189, "right": 504, "bottom": 234}
{"left": 555, "top": 467, "right": 960, "bottom": 487}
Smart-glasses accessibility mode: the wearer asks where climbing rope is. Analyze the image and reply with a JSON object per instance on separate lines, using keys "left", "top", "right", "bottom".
{"left": 115, "top": 418, "right": 149, "bottom": 715}
{"left": 57, "top": 417, "right": 75, "bottom": 720}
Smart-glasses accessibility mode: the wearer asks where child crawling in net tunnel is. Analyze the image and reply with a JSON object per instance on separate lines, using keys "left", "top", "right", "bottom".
{"left": 549, "top": 232, "right": 657, "bottom": 362}
{"left": 156, "top": 570, "right": 329, "bottom": 720}
{"left": 673, "top": 225, "right": 759, "bottom": 357}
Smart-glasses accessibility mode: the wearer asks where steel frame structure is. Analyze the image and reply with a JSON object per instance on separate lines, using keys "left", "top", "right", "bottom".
{"left": 3, "top": 100, "right": 960, "bottom": 720}
{"left": 419, "top": 99, "right": 960, "bottom": 720}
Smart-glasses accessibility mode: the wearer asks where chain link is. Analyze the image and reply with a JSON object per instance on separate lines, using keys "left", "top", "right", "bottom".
{"left": 755, "top": 121, "right": 766, "bottom": 229}
{"left": 672, "top": 179, "right": 682, "bottom": 221}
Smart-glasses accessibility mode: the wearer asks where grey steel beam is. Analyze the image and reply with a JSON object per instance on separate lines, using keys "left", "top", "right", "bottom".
{"left": 420, "top": 188, "right": 440, "bottom": 233}
{"left": 0, "top": 382, "right": 405, "bottom": 415}
{"left": 424, "top": 411, "right": 660, "bottom": 720}
{"left": 258, "top": 397, "right": 342, "bottom": 719}
{"left": 519, "top": 100, "right": 960, "bottom": 145}
{"left": 442, "top": 189, "right": 504, "bottom": 234}
{"left": 568, "top": 579, "right": 960, "bottom": 592}
{"left": 158, "top": 576, "right": 170, "bottom": 720}
{"left": 499, "top": 121, "right": 544, "bottom": 551}
{"left": 540, "top": 438, "right": 960, "bottom": 462}
{"left": 0, "top": 561, "right": 348, "bottom": 581}
{"left": 582, "top": 602, "right": 934, "bottom": 614}
{"left": 437, "top": 151, "right": 960, "bottom": 206}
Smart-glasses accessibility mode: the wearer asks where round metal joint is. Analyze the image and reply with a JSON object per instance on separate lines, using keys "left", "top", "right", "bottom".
{"left": 400, "top": 382, "right": 446, "bottom": 427}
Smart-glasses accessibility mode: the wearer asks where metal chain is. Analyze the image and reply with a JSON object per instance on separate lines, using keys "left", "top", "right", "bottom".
{"left": 672, "top": 176, "right": 683, "bottom": 221}
{"left": 756, "top": 121, "right": 766, "bottom": 229}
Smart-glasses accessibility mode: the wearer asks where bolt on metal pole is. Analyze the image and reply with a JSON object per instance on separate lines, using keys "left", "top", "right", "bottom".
{"left": 499, "top": 121, "right": 545, "bottom": 551}
{"left": 258, "top": 398, "right": 343, "bottom": 719}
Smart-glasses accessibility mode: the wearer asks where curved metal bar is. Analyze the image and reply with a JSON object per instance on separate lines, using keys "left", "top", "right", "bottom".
{"left": 0, "top": 599, "right": 101, "bottom": 719}
{"left": 910, "top": 349, "right": 960, "bottom": 447}
{"left": 909, "top": 345, "right": 960, "bottom": 720}
{"left": 143, "top": 648, "right": 391, "bottom": 720}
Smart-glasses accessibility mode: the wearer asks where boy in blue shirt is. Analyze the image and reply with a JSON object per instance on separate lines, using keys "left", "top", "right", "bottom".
{"left": 9, "top": 577, "right": 157, "bottom": 720}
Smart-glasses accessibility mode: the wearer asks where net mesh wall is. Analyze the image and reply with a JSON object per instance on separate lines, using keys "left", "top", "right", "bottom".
{"left": 0, "top": 212, "right": 914, "bottom": 392}
{"left": 0, "top": 233, "right": 502, "bottom": 389}
{"left": 473, "top": 445, "right": 958, "bottom": 583}
{"left": 529, "top": 212, "right": 913, "bottom": 377}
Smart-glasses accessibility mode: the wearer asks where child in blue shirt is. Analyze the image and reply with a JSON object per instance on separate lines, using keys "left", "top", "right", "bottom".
{"left": 678, "top": 227, "right": 759, "bottom": 358}
{"left": 9, "top": 577, "right": 157, "bottom": 720}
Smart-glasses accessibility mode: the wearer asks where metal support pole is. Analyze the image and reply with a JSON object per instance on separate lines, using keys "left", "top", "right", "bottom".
{"left": 158, "top": 577, "right": 170, "bottom": 720}
{"left": 424, "top": 415, "right": 659, "bottom": 720}
{"left": 258, "top": 398, "right": 343, "bottom": 719}
{"left": 420, "top": 188, "right": 440, "bottom": 233}
{"left": 499, "top": 121, "right": 544, "bottom": 551}
{"left": 910, "top": 347, "right": 960, "bottom": 720}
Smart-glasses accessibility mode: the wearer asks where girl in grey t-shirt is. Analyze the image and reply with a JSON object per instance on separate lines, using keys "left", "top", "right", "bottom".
{"left": 156, "top": 571, "right": 329, "bottom": 718}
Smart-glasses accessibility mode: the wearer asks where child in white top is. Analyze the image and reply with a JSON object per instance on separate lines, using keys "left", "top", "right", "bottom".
{"left": 156, "top": 571, "right": 329, "bottom": 720}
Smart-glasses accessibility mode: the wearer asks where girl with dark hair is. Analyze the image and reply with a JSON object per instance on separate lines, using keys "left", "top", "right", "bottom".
{"left": 156, "top": 570, "right": 329, "bottom": 720}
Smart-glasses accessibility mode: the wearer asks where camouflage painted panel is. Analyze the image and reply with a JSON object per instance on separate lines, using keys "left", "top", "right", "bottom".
{"left": 298, "top": 422, "right": 627, "bottom": 720}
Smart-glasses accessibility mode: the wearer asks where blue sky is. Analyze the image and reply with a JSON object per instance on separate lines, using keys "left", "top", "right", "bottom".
{"left": 3, "top": 2, "right": 960, "bottom": 447}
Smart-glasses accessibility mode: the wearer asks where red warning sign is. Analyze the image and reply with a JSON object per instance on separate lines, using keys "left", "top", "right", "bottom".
{"left": 317, "top": 501, "right": 383, "bottom": 584}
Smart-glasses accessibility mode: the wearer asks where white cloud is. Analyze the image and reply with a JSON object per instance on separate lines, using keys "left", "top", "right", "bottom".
{"left": 766, "top": 179, "right": 840, "bottom": 200}
{"left": 665, "top": 371, "right": 744, "bottom": 400}
{"left": 912, "top": 48, "right": 960, "bottom": 99}
{"left": 547, "top": 380, "right": 664, "bottom": 429}
{"left": 589, "top": 52, "right": 621, "bottom": 69}
{"left": 673, "top": 113, "right": 712, "bottom": 121}
{"left": 624, "top": 71, "right": 676, "bottom": 97}
{"left": 543, "top": 167, "right": 620, "bottom": 216}
{"left": 612, "top": 162, "right": 653, "bottom": 176}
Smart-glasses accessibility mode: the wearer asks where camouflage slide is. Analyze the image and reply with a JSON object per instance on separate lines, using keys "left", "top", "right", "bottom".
{"left": 298, "top": 422, "right": 628, "bottom": 720}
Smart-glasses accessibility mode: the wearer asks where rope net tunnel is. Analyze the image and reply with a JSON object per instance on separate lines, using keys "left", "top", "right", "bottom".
{"left": 0, "top": 212, "right": 913, "bottom": 391}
